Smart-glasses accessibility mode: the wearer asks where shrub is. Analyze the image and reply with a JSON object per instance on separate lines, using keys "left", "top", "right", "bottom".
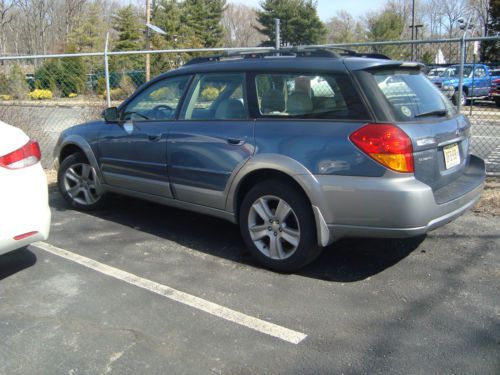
{"left": 28, "top": 89, "right": 53, "bottom": 100}
{"left": 34, "top": 58, "right": 86, "bottom": 97}
{"left": 102, "top": 88, "right": 127, "bottom": 101}
{"left": 97, "top": 77, "right": 107, "bottom": 96}
{"left": 200, "top": 86, "right": 219, "bottom": 101}
{"left": 0, "top": 94, "right": 13, "bottom": 101}
{"left": 34, "top": 61, "right": 58, "bottom": 92}
{"left": 58, "top": 58, "right": 85, "bottom": 96}
{"left": 68, "top": 93, "right": 78, "bottom": 98}
{"left": 119, "top": 75, "right": 135, "bottom": 97}
{"left": 110, "top": 88, "right": 126, "bottom": 100}
{"left": 0, "top": 73, "right": 8, "bottom": 94}
{"left": 8, "top": 65, "right": 29, "bottom": 99}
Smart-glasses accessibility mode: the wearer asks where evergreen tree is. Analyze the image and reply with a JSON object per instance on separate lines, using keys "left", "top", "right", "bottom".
{"left": 67, "top": 4, "right": 106, "bottom": 53}
{"left": 151, "top": 0, "right": 203, "bottom": 74}
{"left": 256, "top": 0, "right": 326, "bottom": 46}
{"left": 65, "top": 2, "right": 106, "bottom": 83}
{"left": 481, "top": 0, "right": 500, "bottom": 63}
{"left": 366, "top": 9, "right": 405, "bottom": 42}
{"left": 366, "top": 9, "right": 405, "bottom": 56}
{"left": 182, "top": 0, "right": 226, "bottom": 48}
{"left": 111, "top": 5, "right": 144, "bottom": 72}
{"left": 112, "top": 6, "right": 143, "bottom": 51}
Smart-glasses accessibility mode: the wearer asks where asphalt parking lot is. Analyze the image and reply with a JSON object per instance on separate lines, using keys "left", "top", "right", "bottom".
{"left": 1, "top": 189, "right": 499, "bottom": 374}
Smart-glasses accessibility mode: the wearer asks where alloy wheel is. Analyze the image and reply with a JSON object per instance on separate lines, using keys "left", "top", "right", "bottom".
{"left": 63, "top": 163, "right": 102, "bottom": 206}
{"left": 247, "top": 195, "right": 301, "bottom": 260}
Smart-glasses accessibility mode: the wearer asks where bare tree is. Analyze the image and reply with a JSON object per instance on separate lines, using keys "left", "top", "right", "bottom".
{"left": 468, "top": 0, "right": 490, "bottom": 36}
{"left": 222, "top": 3, "right": 264, "bottom": 47}
{"left": 423, "top": 0, "right": 445, "bottom": 37}
{"left": 14, "top": 0, "right": 57, "bottom": 54}
{"left": 440, "top": 0, "right": 468, "bottom": 38}
{"left": 326, "top": 10, "right": 365, "bottom": 44}
{"left": 58, "top": 0, "right": 87, "bottom": 43}
{"left": 0, "top": 0, "right": 15, "bottom": 55}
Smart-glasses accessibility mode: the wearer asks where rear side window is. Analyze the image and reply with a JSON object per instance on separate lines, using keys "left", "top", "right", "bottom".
{"left": 371, "top": 69, "right": 456, "bottom": 121}
{"left": 180, "top": 73, "right": 248, "bottom": 120}
{"left": 254, "top": 73, "right": 369, "bottom": 120}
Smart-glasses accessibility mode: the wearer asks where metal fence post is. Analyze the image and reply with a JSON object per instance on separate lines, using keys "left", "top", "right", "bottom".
{"left": 275, "top": 18, "right": 280, "bottom": 51}
{"left": 104, "top": 33, "right": 111, "bottom": 108}
{"left": 457, "top": 37, "right": 466, "bottom": 113}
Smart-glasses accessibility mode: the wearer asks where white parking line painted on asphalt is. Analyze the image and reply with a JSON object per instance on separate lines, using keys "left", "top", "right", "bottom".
{"left": 33, "top": 241, "right": 307, "bottom": 345}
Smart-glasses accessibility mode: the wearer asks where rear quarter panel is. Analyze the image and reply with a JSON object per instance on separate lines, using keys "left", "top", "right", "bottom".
{"left": 254, "top": 119, "right": 387, "bottom": 177}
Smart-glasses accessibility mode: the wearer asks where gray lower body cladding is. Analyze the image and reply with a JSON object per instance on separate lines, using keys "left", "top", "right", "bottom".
{"left": 314, "top": 155, "right": 485, "bottom": 241}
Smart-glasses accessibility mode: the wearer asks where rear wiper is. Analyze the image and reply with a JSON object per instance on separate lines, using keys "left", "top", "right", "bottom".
{"left": 415, "top": 109, "right": 448, "bottom": 118}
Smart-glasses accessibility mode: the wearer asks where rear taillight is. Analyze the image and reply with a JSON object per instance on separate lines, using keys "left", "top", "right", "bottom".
{"left": 0, "top": 140, "right": 41, "bottom": 169}
{"left": 349, "top": 124, "right": 414, "bottom": 173}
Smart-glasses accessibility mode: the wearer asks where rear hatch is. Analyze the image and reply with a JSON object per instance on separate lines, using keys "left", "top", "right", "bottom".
{"left": 352, "top": 63, "right": 481, "bottom": 203}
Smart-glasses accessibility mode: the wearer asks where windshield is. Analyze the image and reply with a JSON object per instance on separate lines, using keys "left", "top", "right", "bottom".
{"left": 442, "top": 66, "right": 473, "bottom": 78}
{"left": 428, "top": 69, "right": 444, "bottom": 77}
{"left": 371, "top": 69, "right": 456, "bottom": 121}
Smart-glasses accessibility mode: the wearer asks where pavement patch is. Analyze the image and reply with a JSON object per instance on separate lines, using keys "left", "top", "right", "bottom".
{"left": 33, "top": 241, "right": 308, "bottom": 345}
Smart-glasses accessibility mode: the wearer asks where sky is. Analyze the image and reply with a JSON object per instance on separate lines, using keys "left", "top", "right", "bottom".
{"left": 231, "top": 0, "right": 388, "bottom": 21}
{"left": 124, "top": 0, "right": 389, "bottom": 21}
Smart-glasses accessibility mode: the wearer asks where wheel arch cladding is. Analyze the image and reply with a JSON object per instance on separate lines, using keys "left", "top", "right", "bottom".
{"left": 234, "top": 169, "right": 312, "bottom": 219}
{"left": 57, "top": 135, "right": 102, "bottom": 180}
{"left": 60, "top": 143, "right": 87, "bottom": 163}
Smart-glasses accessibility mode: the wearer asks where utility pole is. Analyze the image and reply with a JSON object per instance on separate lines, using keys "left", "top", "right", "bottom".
{"left": 414, "top": 24, "right": 423, "bottom": 60}
{"left": 145, "top": 0, "right": 151, "bottom": 82}
{"left": 411, "top": 0, "right": 415, "bottom": 60}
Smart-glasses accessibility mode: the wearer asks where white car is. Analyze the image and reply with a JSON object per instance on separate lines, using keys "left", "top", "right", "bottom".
{"left": 0, "top": 120, "right": 50, "bottom": 255}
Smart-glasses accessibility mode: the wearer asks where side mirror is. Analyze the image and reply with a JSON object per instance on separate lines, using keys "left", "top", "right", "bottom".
{"left": 102, "top": 107, "right": 119, "bottom": 122}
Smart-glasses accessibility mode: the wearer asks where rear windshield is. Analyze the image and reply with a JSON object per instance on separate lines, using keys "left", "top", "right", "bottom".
{"left": 370, "top": 69, "right": 456, "bottom": 121}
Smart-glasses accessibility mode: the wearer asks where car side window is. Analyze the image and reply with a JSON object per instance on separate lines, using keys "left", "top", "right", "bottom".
{"left": 122, "top": 75, "right": 191, "bottom": 121}
{"left": 474, "top": 67, "right": 486, "bottom": 77}
{"left": 254, "top": 73, "right": 368, "bottom": 120}
{"left": 180, "top": 73, "right": 248, "bottom": 120}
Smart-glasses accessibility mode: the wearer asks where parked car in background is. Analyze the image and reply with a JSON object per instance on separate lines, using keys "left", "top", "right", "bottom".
{"left": 490, "top": 75, "right": 500, "bottom": 107}
{"left": 0, "top": 121, "right": 50, "bottom": 256}
{"left": 54, "top": 48, "right": 485, "bottom": 271}
{"left": 432, "top": 64, "right": 500, "bottom": 106}
{"left": 427, "top": 67, "right": 447, "bottom": 78}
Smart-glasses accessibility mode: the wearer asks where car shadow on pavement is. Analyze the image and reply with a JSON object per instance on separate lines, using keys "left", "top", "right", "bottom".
{"left": 0, "top": 247, "right": 37, "bottom": 281}
{"left": 299, "top": 236, "right": 425, "bottom": 282}
{"left": 52, "top": 193, "right": 424, "bottom": 282}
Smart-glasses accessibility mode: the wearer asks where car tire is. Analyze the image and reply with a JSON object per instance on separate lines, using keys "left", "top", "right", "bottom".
{"left": 239, "top": 179, "right": 321, "bottom": 272}
{"left": 58, "top": 152, "right": 106, "bottom": 211}
{"left": 453, "top": 90, "right": 467, "bottom": 106}
{"left": 495, "top": 97, "right": 500, "bottom": 108}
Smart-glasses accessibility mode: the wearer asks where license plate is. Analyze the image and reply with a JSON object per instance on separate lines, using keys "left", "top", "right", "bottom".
{"left": 443, "top": 143, "right": 460, "bottom": 169}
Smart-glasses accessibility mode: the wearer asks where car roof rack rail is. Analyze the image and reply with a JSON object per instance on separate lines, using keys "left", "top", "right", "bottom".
{"left": 184, "top": 49, "right": 275, "bottom": 66}
{"left": 184, "top": 47, "right": 391, "bottom": 66}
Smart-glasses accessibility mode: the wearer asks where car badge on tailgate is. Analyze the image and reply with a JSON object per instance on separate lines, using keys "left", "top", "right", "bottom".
{"left": 416, "top": 137, "right": 436, "bottom": 147}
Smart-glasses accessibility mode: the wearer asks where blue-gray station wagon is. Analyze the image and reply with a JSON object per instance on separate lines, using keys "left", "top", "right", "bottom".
{"left": 55, "top": 48, "right": 485, "bottom": 271}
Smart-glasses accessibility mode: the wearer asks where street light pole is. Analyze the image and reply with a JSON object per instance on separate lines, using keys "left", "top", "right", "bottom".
{"left": 457, "top": 16, "right": 473, "bottom": 112}
{"left": 145, "top": 0, "right": 151, "bottom": 82}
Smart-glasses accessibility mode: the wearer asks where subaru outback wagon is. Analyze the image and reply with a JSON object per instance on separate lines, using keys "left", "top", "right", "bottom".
{"left": 55, "top": 49, "right": 485, "bottom": 271}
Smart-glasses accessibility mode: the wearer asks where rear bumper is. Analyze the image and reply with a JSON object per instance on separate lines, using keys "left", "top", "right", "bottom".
{"left": 314, "top": 156, "right": 485, "bottom": 242}
{"left": 0, "top": 165, "right": 51, "bottom": 256}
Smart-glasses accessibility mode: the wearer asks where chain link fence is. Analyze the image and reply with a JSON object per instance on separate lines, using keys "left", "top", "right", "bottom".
{"left": 0, "top": 37, "right": 499, "bottom": 174}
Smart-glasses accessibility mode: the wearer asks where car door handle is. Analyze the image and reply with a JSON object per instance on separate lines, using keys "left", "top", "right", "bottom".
{"left": 148, "top": 134, "right": 161, "bottom": 141}
{"left": 227, "top": 138, "right": 245, "bottom": 146}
